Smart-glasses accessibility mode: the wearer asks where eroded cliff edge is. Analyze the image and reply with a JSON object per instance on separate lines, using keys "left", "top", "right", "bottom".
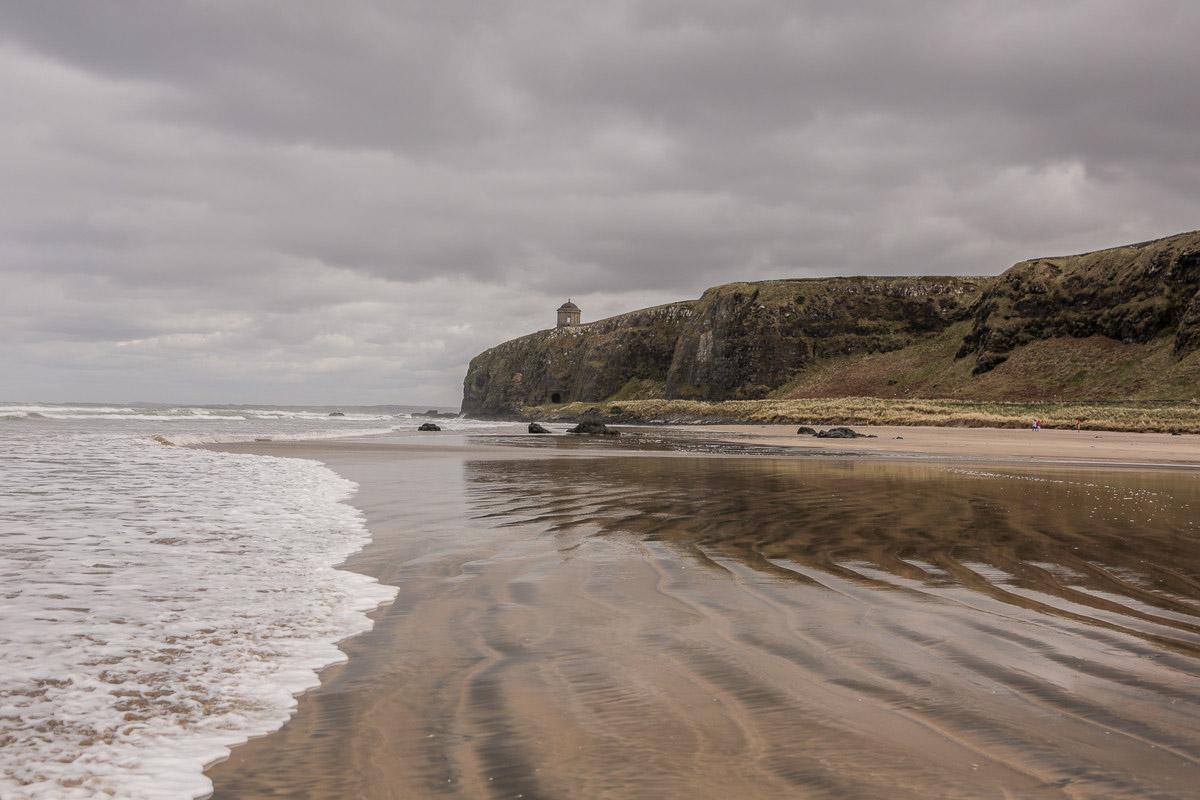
{"left": 462, "top": 230, "right": 1200, "bottom": 418}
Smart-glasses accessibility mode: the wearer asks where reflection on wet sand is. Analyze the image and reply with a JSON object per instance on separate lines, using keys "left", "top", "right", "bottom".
{"left": 469, "top": 457, "right": 1200, "bottom": 652}
{"left": 207, "top": 444, "right": 1200, "bottom": 799}
{"left": 462, "top": 457, "right": 1200, "bottom": 798}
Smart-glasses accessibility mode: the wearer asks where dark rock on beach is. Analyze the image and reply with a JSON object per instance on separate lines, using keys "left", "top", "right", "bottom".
{"left": 418, "top": 422, "right": 441, "bottom": 431}
{"left": 796, "top": 426, "right": 817, "bottom": 435}
{"left": 815, "top": 426, "right": 876, "bottom": 439}
{"left": 528, "top": 422, "right": 550, "bottom": 434}
{"left": 568, "top": 419, "right": 619, "bottom": 435}
{"left": 328, "top": 411, "right": 345, "bottom": 416}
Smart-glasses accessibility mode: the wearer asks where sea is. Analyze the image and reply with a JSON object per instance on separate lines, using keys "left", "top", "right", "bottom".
{"left": 0, "top": 403, "right": 499, "bottom": 799}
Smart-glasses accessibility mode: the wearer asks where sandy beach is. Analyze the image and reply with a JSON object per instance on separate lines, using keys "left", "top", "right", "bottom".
{"left": 678, "top": 423, "right": 1200, "bottom": 468}
{"left": 198, "top": 428, "right": 1200, "bottom": 799}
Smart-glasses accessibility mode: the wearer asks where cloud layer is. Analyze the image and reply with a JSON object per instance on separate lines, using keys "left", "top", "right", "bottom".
{"left": 3, "top": 1, "right": 1198, "bottom": 404}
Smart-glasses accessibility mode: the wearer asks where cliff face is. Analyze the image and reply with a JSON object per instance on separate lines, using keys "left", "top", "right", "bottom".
{"left": 958, "top": 231, "right": 1200, "bottom": 372}
{"left": 461, "top": 302, "right": 695, "bottom": 417}
{"left": 461, "top": 231, "right": 1200, "bottom": 417}
{"left": 664, "top": 278, "right": 985, "bottom": 400}
{"left": 461, "top": 279, "right": 983, "bottom": 416}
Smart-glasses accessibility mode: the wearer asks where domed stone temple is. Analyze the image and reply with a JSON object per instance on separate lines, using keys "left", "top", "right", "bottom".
{"left": 556, "top": 300, "right": 581, "bottom": 328}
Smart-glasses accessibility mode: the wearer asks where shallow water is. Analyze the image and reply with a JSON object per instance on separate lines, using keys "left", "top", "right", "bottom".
{"left": 204, "top": 440, "right": 1200, "bottom": 799}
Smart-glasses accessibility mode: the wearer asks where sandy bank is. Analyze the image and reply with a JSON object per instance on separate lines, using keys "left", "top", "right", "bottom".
{"left": 529, "top": 396, "right": 1200, "bottom": 434}
{"left": 675, "top": 423, "right": 1200, "bottom": 468}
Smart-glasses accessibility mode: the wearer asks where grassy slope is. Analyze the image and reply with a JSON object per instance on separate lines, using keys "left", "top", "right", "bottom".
{"left": 774, "top": 323, "right": 1200, "bottom": 402}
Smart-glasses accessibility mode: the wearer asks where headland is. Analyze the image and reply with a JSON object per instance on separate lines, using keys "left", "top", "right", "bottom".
{"left": 463, "top": 230, "right": 1200, "bottom": 432}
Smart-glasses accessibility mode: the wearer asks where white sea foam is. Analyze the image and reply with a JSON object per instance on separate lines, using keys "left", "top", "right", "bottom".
{"left": 154, "top": 417, "right": 506, "bottom": 448}
{"left": 155, "top": 426, "right": 402, "bottom": 447}
{"left": 40, "top": 413, "right": 251, "bottom": 421}
{"left": 0, "top": 405, "right": 144, "bottom": 413}
{"left": 0, "top": 407, "right": 410, "bottom": 799}
{"left": 0, "top": 405, "right": 396, "bottom": 422}
{"left": 236, "top": 408, "right": 398, "bottom": 421}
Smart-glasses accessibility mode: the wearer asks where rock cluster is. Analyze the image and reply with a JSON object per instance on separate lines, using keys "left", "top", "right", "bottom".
{"left": 797, "top": 426, "right": 876, "bottom": 439}
{"left": 567, "top": 419, "right": 619, "bottom": 435}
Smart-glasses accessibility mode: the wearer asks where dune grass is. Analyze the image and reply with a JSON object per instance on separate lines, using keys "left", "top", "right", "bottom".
{"left": 528, "top": 397, "right": 1200, "bottom": 434}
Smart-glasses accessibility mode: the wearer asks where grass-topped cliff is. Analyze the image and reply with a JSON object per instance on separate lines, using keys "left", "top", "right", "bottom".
{"left": 462, "top": 230, "right": 1200, "bottom": 423}
{"left": 461, "top": 301, "right": 697, "bottom": 418}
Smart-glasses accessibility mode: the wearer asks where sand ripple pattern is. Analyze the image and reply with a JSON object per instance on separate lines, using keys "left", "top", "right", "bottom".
{"left": 456, "top": 457, "right": 1200, "bottom": 799}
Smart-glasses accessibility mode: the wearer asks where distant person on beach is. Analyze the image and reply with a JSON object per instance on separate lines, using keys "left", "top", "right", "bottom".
{"left": 1032, "top": 418, "right": 1042, "bottom": 431}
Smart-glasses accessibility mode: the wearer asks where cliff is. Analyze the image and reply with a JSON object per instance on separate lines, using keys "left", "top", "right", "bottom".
{"left": 462, "top": 302, "right": 696, "bottom": 417}
{"left": 958, "top": 230, "right": 1200, "bottom": 372}
{"left": 663, "top": 277, "right": 985, "bottom": 400}
{"left": 461, "top": 231, "right": 1200, "bottom": 418}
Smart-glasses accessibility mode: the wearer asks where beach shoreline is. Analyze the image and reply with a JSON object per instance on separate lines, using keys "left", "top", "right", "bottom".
{"left": 519, "top": 396, "right": 1200, "bottom": 434}
{"left": 681, "top": 423, "right": 1200, "bottom": 469}
{"left": 201, "top": 421, "right": 1200, "bottom": 469}
{"left": 199, "top": 432, "right": 1200, "bottom": 799}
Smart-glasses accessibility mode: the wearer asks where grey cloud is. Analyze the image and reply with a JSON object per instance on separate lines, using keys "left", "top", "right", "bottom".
{"left": 1, "top": 2, "right": 1198, "bottom": 404}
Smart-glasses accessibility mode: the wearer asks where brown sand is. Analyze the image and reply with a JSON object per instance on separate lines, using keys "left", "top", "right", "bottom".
{"left": 680, "top": 423, "right": 1200, "bottom": 467}
{"left": 202, "top": 436, "right": 1200, "bottom": 799}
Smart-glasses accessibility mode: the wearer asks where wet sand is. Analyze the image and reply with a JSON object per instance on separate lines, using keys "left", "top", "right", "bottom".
{"left": 203, "top": 436, "right": 1200, "bottom": 799}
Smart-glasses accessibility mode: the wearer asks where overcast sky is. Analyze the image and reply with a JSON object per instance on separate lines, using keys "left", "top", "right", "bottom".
{"left": 3, "top": 1, "right": 1198, "bottom": 406}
